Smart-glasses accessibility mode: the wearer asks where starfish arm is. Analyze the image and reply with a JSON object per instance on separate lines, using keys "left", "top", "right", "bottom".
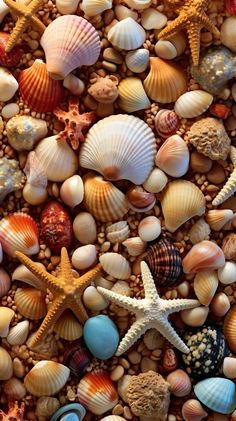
{"left": 74, "top": 264, "right": 102, "bottom": 291}
{"left": 155, "top": 317, "right": 190, "bottom": 354}
{"left": 60, "top": 247, "right": 74, "bottom": 280}
{"left": 161, "top": 298, "right": 200, "bottom": 316}
{"left": 116, "top": 318, "right": 148, "bottom": 356}
{"left": 200, "top": 14, "right": 220, "bottom": 36}
{"left": 6, "top": 16, "right": 28, "bottom": 52}
{"left": 3, "top": 0, "right": 25, "bottom": 13}
{"left": 97, "top": 286, "right": 143, "bottom": 312}
{"left": 186, "top": 22, "right": 201, "bottom": 66}
{"left": 70, "top": 299, "right": 88, "bottom": 324}
{"left": 158, "top": 14, "right": 189, "bottom": 40}
{"left": 140, "top": 261, "right": 160, "bottom": 300}
{"left": 30, "top": 15, "right": 46, "bottom": 33}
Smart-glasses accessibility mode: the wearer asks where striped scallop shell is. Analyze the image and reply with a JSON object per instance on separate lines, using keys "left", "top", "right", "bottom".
{"left": 54, "top": 310, "right": 83, "bottom": 340}
{"left": 182, "top": 399, "right": 208, "bottom": 421}
{"left": 99, "top": 252, "right": 131, "bottom": 279}
{"left": 18, "top": 60, "right": 63, "bottom": 112}
{"left": 193, "top": 270, "right": 219, "bottom": 305}
{"left": 174, "top": 90, "right": 213, "bottom": 118}
{"left": 14, "top": 288, "right": 47, "bottom": 320}
{"left": 24, "top": 361, "right": 70, "bottom": 396}
{"left": 223, "top": 305, "right": 236, "bottom": 352}
{"left": 0, "top": 307, "right": 14, "bottom": 337}
{"left": 155, "top": 134, "right": 190, "bottom": 178}
{"left": 79, "top": 114, "right": 156, "bottom": 185}
{"left": 166, "top": 369, "right": 192, "bottom": 397}
{"left": 77, "top": 369, "right": 118, "bottom": 415}
{"left": 0, "top": 346, "right": 13, "bottom": 380}
{"left": 189, "top": 218, "right": 211, "bottom": 245}
{"left": 108, "top": 18, "right": 146, "bottom": 50}
{"left": 80, "top": 0, "right": 112, "bottom": 16}
{"left": 118, "top": 77, "right": 150, "bottom": 112}
{"left": 7, "top": 320, "right": 30, "bottom": 345}
{"left": 206, "top": 209, "right": 234, "bottom": 231}
{"left": 125, "top": 49, "right": 149, "bottom": 73}
{"left": 0, "top": 212, "right": 39, "bottom": 257}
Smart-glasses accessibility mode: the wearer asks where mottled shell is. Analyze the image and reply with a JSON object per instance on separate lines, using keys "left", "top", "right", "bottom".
{"left": 108, "top": 17, "right": 146, "bottom": 50}
{"left": 183, "top": 240, "right": 225, "bottom": 274}
{"left": 118, "top": 77, "right": 150, "bottom": 112}
{"left": 174, "top": 90, "right": 213, "bottom": 118}
{"left": 6, "top": 115, "right": 48, "bottom": 152}
{"left": 24, "top": 361, "right": 70, "bottom": 396}
{"left": 193, "top": 270, "right": 219, "bottom": 305}
{"left": 106, "top": 221, "right": 130, "bottom": 243}
{"left": 182, "top": 399, "right": 208, "bottom": 421}
{"left": 155, "top": 135, "right": 190, "bottom": 178}
{"left": 7, "top": 320, "right": 30, "bottom": 345}
{"left": 125, "top": 49, "right": 149, "bottom": 73}
{"left": 99, "top": 252, "right": 131, "bottom": 279}
{"left": 166, "top": 369, "right": 192, "bottom": 397}
{"left": 0, "top": 346, "right": 13, "bottom": 380}
{"left": 14, "top": 288, "right": 47, "bottom": 320}
{"left": 54, "top": 310, "right": 83, "bottom": 341}
{"left": 154, "top": 109, "right": 179, "bottom": 139}
{"left": 223, "top": 305, "right": 236, "bottom": 352}
{"left": 0, "top": 307, "right": 14, "bottom": 337}
{"left": 188, "top": 218, "right": 211, "bottom": 245}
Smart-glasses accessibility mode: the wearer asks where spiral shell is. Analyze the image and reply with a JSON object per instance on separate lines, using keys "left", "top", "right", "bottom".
{"left": 154, "top": 109, "right": 180, "bottom": 139}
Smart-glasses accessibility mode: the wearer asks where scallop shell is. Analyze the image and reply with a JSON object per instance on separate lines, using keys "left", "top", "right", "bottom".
{"left": 24, "top": 361, "right": 70, "bottom": 396}
{"left": 143, "top": 57, "right": 187, "bottom": 103}
{"left": 108, "top": 17, "right": 146, "bottom": 50}
{"left": 174, "top": 90, "right": 213, "bottom": 119}
{"left": 40, "top": 15, "right": 101, "bottom": 80}
{"left": 125, "top": 49, "right": 149, "bottom": 73}
{"left": 106, "top": 221, "right": 130, "bottom": 243}
{"left": 182, "top": 399, "right": 208, "bottom": 421}
{"left": 80, "top": 0, "right": 112, "bottom": 16}
{"left": 83, "top": 286, "right": 109, "bottom": 311}
{"left": 83, "top": 172, "right": 129, "bottom": 222}
{"left": 206, "top": 209, "right": 234, "bottom": 231}
{"left": 154, "top": 109, "right": 180, "bottom": 139}
{"left": 188, "top": 218, "right": 211, "bottom": 245}
{"left": 155, "top": 134, "right": 190, "bottom": 178}
{"left": 7, "top": 320, "right": 30, "bottom": 345}
{"left": 122, "top": 237, "right": 146, "bottom": 257}
{"left": 181, "top": 306, "right": 209, "bottom": 327}
{"left": 99, "top": 252, "right": 131, "bottom": 279}
{"left": 60, "top": 175, "right": 84, "bottom": 208}
{"left": 14, "top": 287, "right": 47, "bottom": 320}
{"left": 194, "top": 377, "right": 236, "bottom": 414}
{"left": 18, "top": 60, "right": 63, "bottom": 112}
{"left": 166, "top": 369, "right": 191, "bottom": 397}
{"left": 0, "top": 268, "right": 11, "bottom": 298}
{"left": 56, "top": 0, "right": 79, "bottom": 14}
{"left": 36, "top": 397, "right": 60, "bottom": 418}
{"left": 77, "top": 369, "right": 118, "bottom": 415}
{"left": 79, "top": 114, "right": 156, "bottom": 185}
{"left": 118, "top": 77, "right": 151, "bottom": 112}
{"left": 3, "top": 377, "right": 26, "bottom": 400}
{"left": 183, "top": 240, "right": 225, "bottom": 274}
{"left": 0, "top": 347, "right": 13, "bottom": 380}
{"left": 223, "top": 305, "right": 236, "bottom": 352}
{"left": 12, "top": 263, "right": 47, "bottom": 291}
{"left": 0, "top": 212, "right": 39, "bottom": 257}
{"left": 218, "top": 261, "right": 236, "bottom": 285}
{"left": 0, "top": 307, "right": 14, "bottom": 337}
{"left": 73, "top": 212, "right": 97, "bottom": 245}
{"left": 54, "top": 310, "right": 83, "bottom": 341}
{"left": 160, "top": 180, "right": 206, "bottom": 233}
{"left": 193, "top": 270, "right": 219, "bottom": 305}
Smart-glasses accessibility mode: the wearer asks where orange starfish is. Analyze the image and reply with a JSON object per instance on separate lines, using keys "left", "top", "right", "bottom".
{"left": 53, "top": 97, "right": 96, "bottom": 150}
{"left": 158, "top": 0, "right": 220, "bottom": 65}
{"left": 0, "top": 401, "right": 25, "bottom": 421}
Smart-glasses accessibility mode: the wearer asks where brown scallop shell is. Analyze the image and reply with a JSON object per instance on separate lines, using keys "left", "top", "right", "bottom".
{"left": 223, "top": 305, "right": 236, "bottom": 352}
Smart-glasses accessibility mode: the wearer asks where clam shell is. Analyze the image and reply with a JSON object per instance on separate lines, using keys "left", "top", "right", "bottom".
{"left": 182, "top": 399, "right": 208, "bottom": 421}
{"left": 106, "top": 221, "right": 130, "bottom": 244}
{"left": 0, "top": 212, "right": 39, "bottom": 257}
{"left": 188, "top": 218, "right": 211, "bottom": 245}
{"left": 142, "top": 167, "right": 168, "bottom": 193}
{"left": 77, "top": 369, "right": 118, "bottom": 415}
{"left": 221, "top": 17, "right": 236, "bottom": 53}
{"left": 174, "top": 90, "right": 213, "bottom": 118}
{"left": 193, "top": 270, "right": 219, "bottom": 305}
{"left": 211, "top": 292, "right": 231, "bottom": 317}
{"left": 54, "top": 310, "right": 83, "bottom": 341}
{"left": 194, "top": 377, "right": 236, "bottom": 414}
{"left": 7, "top": 320, "right": 30, "bottom": 345}
{"left": 118, "top": 77, "right": 150, "bottom": 112}
{"left": 24, "top": 361, "right": 70, "bottom": 396}
{"left": 223, "top": 357, "right": 236, "bottom": 379}
{"left": 218, "top": 261, "right": 236, "bottom": 285}
{"left": 79, "top": 114, "right": 156, "bottom": 185}
{"left": 122, "top": 237, "right": 146, "bottom": 257}
{"left": 108, "top": 17, "right": 146, "bottom": 50}
{"left": 223, "top": 305, "right": 236, "bottom": 352}
{"left": 83, "top": 172, "right": 129, "bottom": 222}
{"left": 160, "top": 180, "right": 205, "bottom": 233}
{"left": 63, "top": 340, "right": 91, "bottom": 378}
{"left": 60, "top": 175, "right": 84, "bottom": 208}
{"left": 114, "top": 4, "right": 138, "bottom": 20}
{"left": 111, "top": 280, "right": 131, "bottom": 296}
{"left": 40, "top": 16, "right": 101, "bottom": 80}
{"left": 73, "top": 212, "right": 97, "bottom": 245}
{"left": 83, "top": 286, "right": 109, "bottom": 311}
{"left": 155, "top": 134, "right": 190, "bottom": 178}
{"left": 0, "top": 307, "right": 14, "bottom": 337}
{"left": 183, "top": 240, "right": 225, "bottom": 274}
{"left": 206, "top": 209, "right": 234, "bottom": 231}
{"left": 0, "top": 67, "right": 18, "bottom": 101}
{"left": 81, "top": 0, "right": 112, "bottom": 16}
{"left": 154, "top": 109, "right": 180, "bottom": 139}
{"left": 63, "top": 73, "right": 85, "bottom": 95}
{"left": 0, "top": 346, "right": 13, "bottom": 380}
{"left": 166, "top": 369, "right": 191, "bottom": 397}
{"left": 72, "top": 245, "right": 97, "bottom": 270}
{"left": 138, "top": 216, "right": 161, "bottom": 242}
{"left": 0, "top": 268, "right": 11, "bottom": 298}
{"left": 12, "top": 263, "right": 47, "bottom": 291}
{"left": 144, "top": 57, "right": 187, "bottom": 103}
{"left": 181, "top": 307, "right": 209, "bottom": 327}
{"left": 18, "top": 60, "right": 63, "bottom": 112}
{"left": 3, "top": 377, "right": 26, "bottom": 399}
{"left": 125, "top": 49, "right": 149, "bottom": 73}
{"left": 36, "top": 397, "right": 60, "bottom": 418}
{"left": 99, "top": 252, "right": 131, "bottom": 279}
{"left": 56, "top": 0, "right": 79, "bottom": 14}
{"left": 14, "top": 287, "right": 47, "bottom": 320}
{"left": 154, "top": 40, "right": 178, "bottom": 60}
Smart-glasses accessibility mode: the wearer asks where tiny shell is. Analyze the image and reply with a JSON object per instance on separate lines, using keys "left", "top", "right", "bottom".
{"left": 0, "top": 346, "right": 13, "bottom": 380}
{"left": 0, "top": 268, "right": 11, "bottom": 298}
{"left": 182, "top": 399, "right": 208, "bottom": 421}
{"left": 193, "top": 270, "right": 218, "bottom": 305}
{"left": 99, "top": 252, "right": 131, "bottom": 279}
{"left": 7, "top": 320, "right": 30, "bottom": 345}
{"left": 14, "top": 287, "right": 47, "bottom": 320}
{"left": 211, "top": 292, "right": 231, "bottom": 317}
{"left": 24, "top": 361, "right": 70, "bottom": 396}
{"left": 194, "top": 377, "right": 236, "bottom": 414}
{"left": 223, "top": 305, "right": 236, "bottom": 352}
{"left": 106, "top": 221, "right": 130, "bottom": 243}
{"left": 183, "top": 240, "right": 225, "bottom": 274}
{"left": 80, "top": 0, "right": 112, "bottom": 16}
{"left": 188, "top": 218, "right": 211, "bottom": 245}
{"left": 118, "top": 77, "right": 151, "bottom": 112}
{"left": 155, "top": 134, "right": 190, "bottom": 178}
{"left": 174, "top": 90, "right": 213, "bottom": 119}
{"left": 0, "top": 67, "right": 18, "bottom": 101}
{"left": 138, "top": 216, "right": 161, "bottom": 242}
{"left": 181, "top": 306, "right": 209, "bottom": 327}
{"left": 108, "top": 18, "right": 146, "bottom": 50}
{"left": 126, "top": 185, "right": 155, "bottom": 213}
{"left": 73, "top": 212, "right": 97, "bottom": 245}
{"left": 54, "top": 310, "right": 83, "bottom": 341}
{"left": 60, "top": 175, "right": 84, "bottom": 208}
{"left": 83, "top": 286, "right": 109, "bottom": 311}
{"left": 72, "top": 245, "right": 97, "bottom": 270}
{"left": 154, "top": 109, "right": 180, "bottom": 139}
{"left": 223, "top": 357, "right": 236, "bottom": 379}
{"left": 218, "top": 261, "right": 236, "bottom": 285}
{"left": 56, "top": 0, "right": 79, "bottom": 14}
{"left": 206, "top": 209, "right": 233, "bottom": 231}
{"left": 166, "top": 369, "right": 191, "bottom": 397}
{"left": 122, "top": 237, "right": 146, "bottom": 257}
{"left": 125, "top": 49, "right": 149, "bottom": 73}
{"left": 142, "top": 167, "right": 168, "bottom": 193}
{"left": 3, "top": 377, "right": 26, "bottom": 400}
{"left": 141, "top": 8, "right": 167, "bottom": 30}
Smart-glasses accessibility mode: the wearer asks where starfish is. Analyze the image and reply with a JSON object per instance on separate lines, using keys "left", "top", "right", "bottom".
{"left": 158, "top": 0, "right": 220, "bottom": 66}
{"left": 212, "top": 146, "right": 236, "bottom": 207}
{"left": 53, "top": 97, "right": 96, "bottom": 150}
{"left": 0, "top": 401, "right": 25, "bottom": 421}
{"left": 15, "top": 247, "right": 102, "bottom": 346}
{"left": 98, "top": 261, "right": 199, "bottom": 356}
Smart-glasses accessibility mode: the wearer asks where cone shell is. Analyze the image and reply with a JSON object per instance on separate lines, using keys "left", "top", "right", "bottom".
{"left": 160, "top": 180, "right": 205, "bottom": 233}
{"left": 143, "top": 57, "right": 187, "bottom": 103}
{"left": 206, "top": 209, "right": 234, "bottom": 231}
{"left": 77, "top": 369, "right": 118, "bottom": 415}
{"left": 0, "top": 307, "right": 14, "bottom": 337}
{"left": 0, "top": 346, "right": 13, "bottom": 380}
{"left": 155, "top": 135, "right": 190, "bottom": 177}
{"left": 183, "top": 240, "right": 225, "bottom": 274}
{"left": 54, "top": 310, "right": 83, "bottom": 341}
{"left": 193, "top": 270, "right": 219, "bottom": 305}
{"left": 106, "top": 221, "right": 130, "bottom": 243}
{"left": 18, "top": 60, "right": 63, "bottom": 112}
{"left": 182, "top": 399, "right": 208, "bottom": 421}
{"left": 80, "top": 0, "right": 112, "bottom": 16}
{"left": 0, "top": 212, "right": 39, "bottom": 257}
{"left": 174, "top": 90, "right": 213, "bottom": 118}
{"left": 166, "top": 369, "right": 191, "bottom": 397}
{"left": 108, "top": 17, "right": 146, "bottom": 50}
{"left": 194, "top": 377, "right": 236, "bottom": 414}
{"left": 79, "top": 114, "right": 156, "bottom": 185}
{"left": 83, "top": 172, "right": 129, "bottom": 222}
{"left": 224, "top": 305, "right": 236, "bottom": 352}
{"left": 14, "top": 287, "right": 47, "bottom": 320}
{"left": 188, "top": 218, "right": 211, "bottom": 245}
{"left": 118, "top": 77, "right": 151, "bottom": 112}
{"left": 100, "top": 252, "right": 131, "bottom": 279}
{"left": 7, "top": 320, "right": 30, "bottom": 345}
{"left": 40, "top": 15, "right": 101, "bottom": 80}
{"left": 24, "top": 360, "right": 70, "bottom": 396}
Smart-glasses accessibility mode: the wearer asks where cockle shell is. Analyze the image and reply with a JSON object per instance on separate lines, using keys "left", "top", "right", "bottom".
{"left": 72, "top": 245, "right": 97, "bottom": 270}
{"left": 181, "top": 306, "right": 209, "bottom": 327}
{"left": 80, "top": 0, "right": 112, "bottom": 16}
{"left": 24, "top": 361, "right": 70, "bottom": 396}
{"left": 155, "top": 135, "right": 190, "bottom": 178}
{"left": 0, "top": 268, "right": 11, "bottom": 298}
{"left": 83, "top": 286, "right": 109, "bottom": 311}
{"left": 182, "top": 399, "right": 208, "bottom": 421}
{"left": 122, "top": 237, "right": 146, "bottom": 257}
{"left": 194, "top": 377, "right": 236, "bottom": 414}
{"left": 160, "top": 180, "right": 205, "bottom": 233}
{"left": 40, "top": 15, "right": 101, "bottom": 80}
{"left": 36, "top": 397, "right": 60, "bottom": 418}
{"left": 7, "top": 320, "right": 30, "bottom": 345}
{"left": 143, "top": 57, "right": 187, "bottom": 103}
{"left": 77, "top": 369, "right": 118, "bottom": 415}
{"left": 0, "top": 346, "right": 13, "bottom": 380}
{"left": 106, "top": 221, "right": 130, "bottom": 243}
{"left": 206, "top": 209, "right": 234, "bottom": 231}
{"left": 166, "top": 369, "right": 191, "bottom": 397}
{"left": 223, "top": 305, "right": 236, "bottom": 352}
{"left": 218, "top": 261, "right": 236, "bottom": 285}
{"left": 54, "top": 310, "right": 83, "bottom": 340}
{"left": 0, "top": 307, "right": 14, "bottom": 337}
{"left": 0, "top": 212, "right": 39, "bottom": 257}
{"left": 6, "top": 115, "right": 48, "bottom": 151}
{"left": 188, "top": 218, "right": 211, "bottom": 245}
{"left": 14, "top": 288, "right": 47, "bottom": 320}
{"left": 60, "top": 175, "right": 84, "bottom": 208}
{"left": 154, "top": 109, "right": 180, "bottom": 139}
{"left": 12, "top": 262, "right": 47, "bottom": 291}
{"left": 79, "top": 114, "right": 156, "bottom": 185}
{"left": 193, "top": 270, "right": 219, "bottom": 305}
{"left": 3, "top": 377, "right": 26, "bottom": 400}
{"left": 56, "top": 0, "right": 79, "bottom": 14}
{"left": 108, "top": 17, "right": 146, "bottom": 50}
{"left": 125, "top": 49, "right": 149, "bottom": 73}
{"left": 118, "top": 77, "right": 151, "bottom": 112}
{"left": 18, "top": 60, "right": 63, "bottom": 112}
{"left": 142, "top": 167, "right": 168, "bottom": 193}
{"left": 183, "top": 240, "right": 225, "bottom": 274}
{"left": 73, "top": 212, "right": 97, "bottom": 244}
{"left": 0, "top": 67, "right": 18, "bottom": 101}
{"left": 100, "top": 252, "right": 131, "bottom": 279}
{"left": 174, "top": 90, "right": 213, "bottom": 119}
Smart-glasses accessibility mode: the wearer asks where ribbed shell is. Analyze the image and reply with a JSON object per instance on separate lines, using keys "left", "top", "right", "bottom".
{"left": 56, "top": 0, "right": 79, "bottom": 14}
{"left": 206, "top": 209, "right": 234, "bottom": 231}
{"left": 188, "top": 218, "right": 211, "bottom": 245}
{"left": 154, "top": 109, "right": 180, "bottom": 139}
{"left": 99, "top": 252, "right": 131, "bottom": 279}
{"left": 155, "top": 134, "right": 190, "bottom": 178}
{"left": 7, "top": 320, "right": 30, "bottom": 345}
{"left": 106, "top": 221, "right": 130, "bottom": 243}
{"left": 194, "top": 377, "right": 236, "bottom": 414}
{"left": 182, "top": 399, "right": 208, "bottom": 421}
{"left": 224, "top": 305, "right": 236, "bottom": 352}
{"left": 40, "top": 15, "right": 101, "bottom": 79}
{"left": 0, "top": 346, "right": 13, "bottom": 380}
{"left": 63, "top": 340, "right": 91, "bottom": 378}
{"left": 118, "top": 77, "right": 151, "bottom": 112}
{"left": 174, "top": 90, "right": 213, "bottom": 118}
{"left": 166, "top": 369, "right": 191, "bottom": 397}
{"left": 24, "top": 361, "right": 70, "bottom": 396}
{"left": 125, "top": 49, "right": 149, "bottom": 73}
{"left": 193, "top": 270, "right": 218, "bottom": 305}
{"left": 14, "top": 287, "right": 47, "bottom": 320}
{"left": 80, "top": 0, "right": 112, "bottom": 16}
{"left": 79, "top": 114, "right": 156, "bottom": 185}
{"left": 108, "top": 17, "right": 146, "bottom": 50}
{"left": 54, "top": 310, "right": 83, "bottom": 340}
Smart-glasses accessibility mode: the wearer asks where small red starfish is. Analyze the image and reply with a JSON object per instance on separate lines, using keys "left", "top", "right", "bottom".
{"left": 53, "top": 97, "right": 96, "bottom": 150}
{"left": 0, "top": 401, "right": 25, "bottom": 421}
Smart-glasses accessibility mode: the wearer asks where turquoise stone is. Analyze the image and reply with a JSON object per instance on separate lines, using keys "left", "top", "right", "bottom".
{"left": 50, "top": 404, "right": 86, "bottom": 421}
{"left": 83, "top": 314, "right": 119, "bottom": 359}
{"left": 60, "top": 413, "right": 79, "bottom": 421}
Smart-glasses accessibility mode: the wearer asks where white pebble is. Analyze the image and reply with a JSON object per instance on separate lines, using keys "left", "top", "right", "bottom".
{"left": 72, "top": 245, "right": 97, "bottom": 270}
{"left": 218, "top": 261, "right": 236, "bottom": 285}
{"left": 138, "top": 216, "right": 161, "bottom": 242}
{"left": 1, "top": 103, "right": 19, "bottom": 119}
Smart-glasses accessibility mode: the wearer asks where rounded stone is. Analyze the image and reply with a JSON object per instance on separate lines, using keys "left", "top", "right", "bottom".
{"left": 50, "top": 403, "right": 86, "bottom": 421}
{"left": 83, "top": 315, "right": 119, "bottom": 360}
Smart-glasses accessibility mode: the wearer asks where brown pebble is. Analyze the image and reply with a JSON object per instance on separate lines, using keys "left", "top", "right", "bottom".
{"left": 190, "top": 151, "right": 213, "bottom": 173}
{"left": 110, "top": 365, "right": 125, "bottom": 381}
{"left": 207, "top": 163, "right": 226, "bottom": 184}
{"left": 141, "top": 356, "right": 158, "bottom": 372}
{"left": 128, "top": 350, "right": 142, "bottom": 365}
{"left": 112, "top": 403, "right": 124, "bottom": 415}
{"left": 123, "top": 406, "right": 133, "bottom": 419}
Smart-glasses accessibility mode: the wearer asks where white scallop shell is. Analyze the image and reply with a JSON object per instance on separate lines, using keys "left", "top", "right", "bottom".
{"left": 0, "top": 307, "right": 14, "bottom": 337}
{"left": 174, "top": 90, "right": 213, "bottom": 119}
{"left": 83, "top": 286, "right": 109, "bottom": 311}
{"left": 24, "top": 361, "right": 70, "bottom": 396}
{"left": 99, "top": 252, "right": 131, "bottom": 279}
{"left": 106, "top": 221, "right": 130, "bottom": 243}
{"left": 125, "top": 49, "right": 149, "bottom": 73}
{"left": 7, "top": 320, "right": 29, "bottom": 345}
{"left": 80, "top": 0, "right": 112, "bottom": 16}
{"left": 118, "top": 77, "right": 150, "bottom": 113}
{"left": 108, "top": 18, "right": 146, "bottom": 50}
{"left": 56, "top": 0, "right": 79, "bottom": 14}
{"left": 188, "top": 218, "right": 211, "bottom": 245}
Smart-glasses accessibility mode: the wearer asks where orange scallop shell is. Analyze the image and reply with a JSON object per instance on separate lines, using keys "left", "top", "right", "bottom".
{"left": 223, "top": 305, "right": 236, "bottom": 352}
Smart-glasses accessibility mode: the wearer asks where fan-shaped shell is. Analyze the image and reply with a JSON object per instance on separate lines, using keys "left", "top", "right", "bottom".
{"left": 7, "top": 320, "right": 30, "bottom": 345}
{"left": 18, "top": 60, "right": 63, "bottom": 112}
{"left": 125, "top": 49, "right": 149, "bottom": 73}
{"left": 223, "top": 305, "right": 236, "bottom": 352}
{"left": 193, "top": 270, "right": 219, "bottom": 305}
{"left": 24, "top": 361, "right": 70, "bottom": 396}
{"left": 0, "top": 346, "right": 13, "bottom": 380}
{"left": 182, "top": 399, "right": 208, "bottom": 421}
{"left": 194, "top": 377, "right": 236, "bottom": 414}
{"left": 144, "top": 57, "right": 187, "bottom": 103}
{"left": 54, "top": 310, "right": 83, "bottom": 340}
{"left": 99, "top": 252, "right": 131, "bottom": 279}
{"left": 108, "top": 17, "right": 146, "bottom": 50}
{"left": 0, "top": 307, "right": 14, "bottom": 337}
{"left": 122, "top": 237, "right": 146, "bottom": 257}
{"left": 166, "top": 369, "right": 191, "bottom": 397}
{"left": 155, "top": 134, "right": 190, "bottom": 177}
{"left": 123, "top": 0, "right": 151, "bottom": 9}
{"left": 174, "top": 90, "right": 213, "bottom": 118}
{"left": 188, "top": 218, "right": 211, "bottom": 245}
{"left": 118, "top": 77, "right": 151, "bottom": 112}
{"left": 80, "top": 0, "right": 112, "bottom": 16}
{"left": 160, "top": 180, "right": 205, "bottom": 233}
{"left": 14, "top": 287, "right": 47, "bottom": 320}
{"left": 183, "top": 240, "right": 225, "bottom": 274}
{"left": 206, "top": 209, "right": 234, "bottom": 231}
{"left": 106, "top": 221, "right": 130, "bottom": 243}
{"left": 79, "top": 114, "right": 156, "bottom": 185}
{"left": 40, "top": 15, "right": 101, "bottom": 80}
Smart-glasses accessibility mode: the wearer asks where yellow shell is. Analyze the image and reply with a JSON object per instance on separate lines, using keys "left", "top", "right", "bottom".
{"left": 223, "top": 305, "right": 236, "bottom": 352}
{"left": 118, "top": 77, "right": 150, "bottom": 112}
{"left": 0, "top": 346, "right": 13, "bottom": 380}
{"left": 0, "top": 307, "right": 15, "bottom": 337}
{"left": 54, "top": 310, "right": 83, "bottom": 340}
{"left": 206, "top": 209, "right": 234, "bottom": 231}
{"left": 193, "top": 270, "right": 219, "bottom": 305}
{"left": 14, "top": 287, "right": 47, "bottom": 320}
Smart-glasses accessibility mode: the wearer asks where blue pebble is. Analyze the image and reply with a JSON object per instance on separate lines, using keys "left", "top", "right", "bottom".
{"left": 50, "top": 404, "right": 86, "bottom": 421}
{"left": 83, "top": 315, "right": 119, "bottom": 360}
{"left": 60, "top": 413, "right": 79, "bottom": 421}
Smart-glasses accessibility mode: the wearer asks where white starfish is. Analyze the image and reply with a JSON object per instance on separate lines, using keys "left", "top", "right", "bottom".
{"left": 212, "top": 146, "right": 236, "bottom": 207}
{"left": 97, "top": 261, "right": 199, "bottom": 356}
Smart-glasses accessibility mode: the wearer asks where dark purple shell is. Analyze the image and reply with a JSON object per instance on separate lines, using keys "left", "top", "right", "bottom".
{"left": 63, "top": 340, "right": 91, "bottom": 378}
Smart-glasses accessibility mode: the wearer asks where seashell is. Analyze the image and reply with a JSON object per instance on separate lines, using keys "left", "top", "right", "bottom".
{"left": 0, "top": 307, "right": 14, "bottom": 337}
{"left": 143, "top": 57, "right": 187, "bottom": 103}
{"left": 206, "top": 209, "right": 233, "bottom": 231}
{"left": 36, "top": 397, "right": 60, "bottom": 418}
{"left": 188, "top": 218, "right": 211, "bottom": 245}
{"left": 106, "top": 221, "right": 130, "bottom": 244}
{"left": 138, "top": 216, "right": 161, "bottom": 242}
{"left": 154, "top": 109, "right": 180, "bottom": 139}
{"left": 0, "top": 67, "right": 18, "bottom": 101}
{"left": 0, "top": 1, "right": 9, "bottom": 25}
{"left": 181, "top": 307, "right": 209, "bottom": 327}
{"left": 222, "top": 233, "right": 236, "bottom": 261}
{"left": 100, "top": 417, "right": 126, "bottom": 421}
{"left": 114, "top": 4, "right": 138, "bottom": 20}
{"left": 123, "top": 0, "right": 151, "bottom": 9}
{"left": 160, "top": 180, "right": 205, "bottom": 233}
{"left": 118, "top": 77, "right": 151, "bottom": 112}
{"left": 182, "top": 399, "right": 208, "bottom": 421}
{"left": 7, "top": 320, "right": 29, "bottom": 345}
{"left": 40, "top": 16, "right": 101, "bottom": 80}
{"left": 23, "top": 151, "right": 48, "bottom": 206}
{"left": 72, "top": 245, "right": 97, "bottom": 270}
{"left": 18, "top": 60, "right": 63, "bottom": 112}
{"left": 34, "top": 135, "right": 78, "bottom": 182}
{"left": 0, "top": 268, "right": 11, "bottom": 298}
{"left": 50, "top": 403, "right": 86, "bottom": 421}
{"left": 3, "top": 377, "right": 26, "bottom": 399}
{"left": 99, "top": 252, "right": 131, "bottom": 279}
{"left": 95, "top": 276, "right": 113, "bottom": 290}
{"left": 193, "top": 270, "right": 218, "bottom": 305}
{"left": 142, "top": 167, "right": 168, "bottom": 193}
{"left": 27, "top": 331, "right": 58, "bottom": 358}
{"left": 14, "top": 287, "right": 47, "bottom": 320}
{"left": 183, "top": 240, "right": 225, "bottom": 274}
{"left": 63, "top": 339, "right": 91, "bottom": 378}
{"left": 155, "top": 134, "right": 190, "bottom": 178}
{"left": 125, "top": 49, "right": 149, "bottom": 73}
{"left": 73, "top": 212, "right": 97, "bottom": 245}
{"left": 0, "top": 32, "right": 22, "bottom": 67}
{"left": 83, "top": 172, "right": 129, "bottom": 222}
{"left": 122, "top": 237, "right": 146, "bottom": 257}
{"left": 79, "top": 114, "right": 156, "bottom": 185}
{"left": 194, "top": 377, "right": 236, "bottom": 414}
{"left": 221, "top": 17, "right": 236, "bottom": 53}
{"left": 117, "top": 375, "right": 132, "bottom": 402}
{"left": 166, "top": 369, "right": 191, "bottom": 397}
{"left": 223, "top": 305, "right": 236, "bottom": 352}
{"left": 12, "top": 262, "right": 47, "bottom": 291}
{"left": 63, "top": 73, "right": 85, "bottom": 95}
{"left": 154, "top": 40, "right": 178, "bottom": 60}
{"left": 83, "top": 286, "right": 109, "bottom": 311}
{"left": 108, "top": 18, "right": 146, "bottom": 50}
{"left": 0, "top": 346, "right": 13, "bottom": 380}
{"left": 223, "top": 357, "right": 236, "bottom": 379}
{"left": 141, "top": 8, "right": 167, "bottom": 30}
{"left": 54, "top": 310, "right": 83, "bottom": 341}
{"left": 80, "top": 0, "right": 112, "bottom": 16}
{"left": 126, "top": 185, "right": 155, "bottom": 213}
{"left": 60, "top": 175, "right": 84, "bottom": 208}
{"left": 210, "top": 103, "right": 230, "bottom": 119}
{"left": 77, "top": 369, "right": 118, "bottom": 415}
{"left": 24, "top": 360, "right": 70, "bottom": 396}
{"left": 211, "top": 292, "right": 231, "bottom": 317}
{"left": 225, "top": 0, "right": 236, "bottom": 14}
{"left": 56, "top": 0, "right": 79, "bottom": 14}
{"left": 162, "top": 347, "right": 178, "bottom": 372}
{"left": 174, "top": 90, "right": 213, "bottom": 118}
{"left": 0, "top": 212, "right": 39, "bottom": 257}
{"left": 6, "top": 115, "right": 48, "bottom": 152}
{"left": 218, "top": 261, "right": 236, "bottom": 285}
{"left": 111, "top": 280, "right": 131, "bottom": 297}
{"left": 0, "top": 157, "right": 25, "bottom": 204}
